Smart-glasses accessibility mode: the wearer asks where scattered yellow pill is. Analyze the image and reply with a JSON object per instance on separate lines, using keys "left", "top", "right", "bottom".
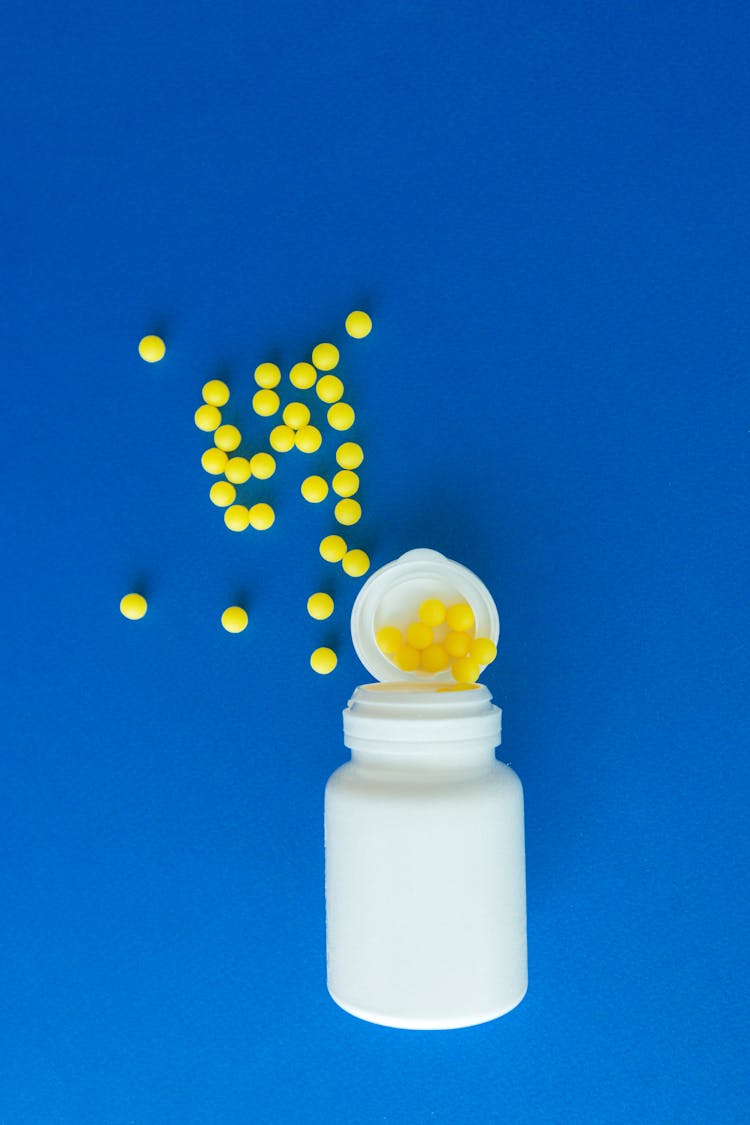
{"left": 201, "top": 447, "right": 228, "bottom": 475}
{"left": 254, "top": 362, "right": 281, "bottom": 388}
{"left": 345, "top": 310, "right": 372, "bottom": 339}
{"left": 328, "top": 402, "right": 355, "bottom": 431}
{"left": 138, "top": 335, "right": 165, "bottom": 363}
{"left": 469, "top": 637, "right": 498, "bottom": 665}
{"left": 214, "top": 424, "right": 242, "bottom": 452}
{"left": 289, "top": 362, "right": 317, "bottom": 389}
{"left": 194, "top": 404, "right": 221, "bottom": 432}
{"left": 269, "top": 424, "right": 295, "bottom": 452}
{"left": 301, "top": 475, "right": 329, "bottom": 503}
{"left": 224, "top": 504, "right": 250, "bottom": 532}
{"left": 445, "top": 631, "right": 471, "bottom": 658}
{"left": 312, "top": 342, "right": 339, "bottom": 371}
{"left": 202, "top": 379, "right": 229, "bottom": 406}
{"left": 221, "top": 606, "right": 248, "bottom": 633}
{"left": 452, "top": 658, "right": 481, "bottom": 685}
{"left": 419, "top": 598, "right": 446, "bottom": 627}
{"left": 295, "top": 425, "right": 322, "bottom": 453}
{"left": 376, "top": 626, "right": 402, "bottom": 655}
{"left": 334, "top": 498, "right": 361, "bottom": 526}
{"left": 249, "top": 452, "right": 276, "bottom": 479}
{"left": 393, "top": 644, "right": 420, "bottom": 672}
{"left": 307, "top": 592, "right": 334, "bottom": 620}
{"left": 253, "top": 389, "right": 280, "bottom": 417}
{"left": 316, "top": 374, "right": 344, "bottom": 403}
{"left": 342, "top": 548, "right": 370, "bottom": 577}
{"left": 445, "top": 603, "right": 475, "bottom": 633}
{"left": 310, "top": 646, "right": 338, "bottom": 674}
{"left": 224, "top": 456, "right": 252, "bottom": 483}
{"left": 248, "top": 502, "right": 275, "bottom": 530}
{"left": 406, "top": 621, "right": 433, "bottom": 650}
{"left": 120, "top": 592, "right": 147, "bottom": 619}
{"left": 335, "top": 441, "right": 364, "bottom": 469}
{"left": 283, "top": 401, "right": 311, "bottom": 430}
{"left": 420, "top": 643, "right": 450, "bottom": 673}
{"left": 332, "top": 469, "right": 359, "bottom": 497}
{"left": 209, "top": 480, "right": 236, "bottom": 507}
{"left": 320, "top": 534, "right": 347, "bottom": 562}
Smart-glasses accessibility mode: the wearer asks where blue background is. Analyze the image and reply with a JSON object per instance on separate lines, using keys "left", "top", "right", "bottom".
{"left": 1, "top": 1, "right": 748, "bottom": 1121}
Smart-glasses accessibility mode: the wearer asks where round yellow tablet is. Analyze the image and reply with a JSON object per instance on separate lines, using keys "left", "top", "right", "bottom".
{"left": 120, "top": 592, "right": 147, "bottom": 619}
{"left": 332, "top": 470, "right": 359, "bottom": 497}
{"left": 269, "top": 424, "right": 295, "bottom": 452}
{"left": 320, "top": 534, "right": 347, "bottom": 562}
{"left": 283, "top": 401, "right": 311, "bottom": 430}
{"left": 406, "top": 621, "right": 433, "bottom": 650}
{"left": 469, "top": 637, "right": 497, "bottom": 665}
{"left": 301, "top": 475, "right": 329, "bottom": 503}
{"left": 289, "top": 362, "right": 317, "bottom": 389}
{"left": 335, "top": 442, "right": 364, "bottom": 469}
{"left": 138, "top": 335, "right": 165, "bottom": 363}
{"left": 248, "top": 502, "right": 275, "bottom": 530}
{"left": 312, "top": 342, "right": 339, "bottom": 371}
{"left": 194, "top": 404, "right": 221, "bottom": 432}
{"left": 445, "top": 631, "right": 471, "bottom": 658}
{"left": 345, "top": 310, "right": 372, "bottom": 339}
{"left": 342, "top": 548, "right": 370, "bottom": 577}
{"left": 249, "top": 452, "right": 276, "bottom": 479}
{"left": 253, "top": 389, "right": 280, "bottom": 417}
{"left": 214, "top": 424, "right": 242, "bottom": 452}
{"left": 310, "top": 646, "right": 337, "bottom": 674}
{"left": 221, "top": 606, "right": 248, "bottom": 633}
{"left": 446, "top": 603, "right": 475, "bottom": 633}
{"left": 209, "top": 480, "right": 236, "bottom": 507}
{"left": 316, "top": 375, "right": 344, "bottom": 403}
{"left": 254, "top": 362, "right": 281, "bottom": 388}
{"left": 420, "top": 643, "right": 450, "bottom": 673}
{"left": 201, "top": 447, "right": 228, "bottom": 475}
{"left": 393, "top": 644, "right": 420, "bottom": 672}
{"left": 295, "top": 425, "right": 322, "bottom": 453}
{"left": 334, "top": 498, "right": 361, "bottom": 526}
{"left": 224, "top": 504, "right": 250, "bottom": 532}
{"left": 202, "top": 379, "right": 229, "bottom": 406}
{"left": 376, "top": 626, "right": 402, "bottom": 655}
{"left": 452, "top": 658, "right": 481, "bottom": 685}
{"left": 307, "top": 592, "right": 334, "bottom": 620}
{"left": 327, "top": 403, "right": 355, "bottom": 431}
{"left": 224, "top": 456, "right": 251, "bottom": 484}
{"left": 419, "top": 598, "right": 446, "bottom": 627}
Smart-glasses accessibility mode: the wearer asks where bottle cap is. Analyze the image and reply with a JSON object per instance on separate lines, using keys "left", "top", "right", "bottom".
{"left": 350, "top": 548, "right": 500, "bottom": 683}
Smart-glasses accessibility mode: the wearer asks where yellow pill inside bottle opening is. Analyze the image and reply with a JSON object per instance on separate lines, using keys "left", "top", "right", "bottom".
{"left": 332, "top": 470, "right": 359, "bottom": 497}
{"left": 202, "top": 379, "right": 229, "bottom": 406}
{"left": 320, "top": 534, "right": 347, "bottom": 562}
{"left": 221, "top": 606, "right": 248, "bottom": 633}
{"left": 214, "top": 424, "right": 242, "bottom": 452}
{"left": 254, "top": 362, "right": 281, "bottom": 388}
{"left": 307, "top": 592, "right": 334, "bottom": 620}
{"left": 253, "top": 389, "right": 280, "bottom": 417}
{"left": 138, "top": 335, "right": 165, "bottom": 363}
{"left": 283, "top": 401, "right": 311, "bottom": 430}
{"left": 345, "top": 310, "right": 372, "bottom": 339}
{"left": 316, "top": 375, "right": 344, "bottom": 403}
{"left": 249, "top": 452, "right": 276, "bottom": 479}
{"left": 201, "top": 447, "right": 228, "bottom": 475}
{"left": 301, "top": 475, "right": 329, "bottom": 503}
{"left": 311, "top": 342, "right": 339, "bottom": 371}
{"left": 311, "top": 646, "right": 337, "bottom": 674}
{"left": 269, "top": 425, "right": 295, "bottom": 452}
{"left": 289, "top": 362, "right": 317, "bottom": 389}
{"left": 335, "top": 441, "right": 364, "bottom": 469}
{"left": 194, "top": 404, "right": 221, "bottom": 432}
{"left": 120, "top": 592, "right": 147, "bottom": 619}
{"left": 209, "top": 480, "right": 236, "bottom": 507}
{"left": 224, "top": 456, "right": 251, "bottom": 484}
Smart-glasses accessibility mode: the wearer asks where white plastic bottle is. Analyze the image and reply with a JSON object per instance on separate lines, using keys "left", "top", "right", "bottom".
{"left": 324, "top": 549, "right": 527, "bottom": 1030}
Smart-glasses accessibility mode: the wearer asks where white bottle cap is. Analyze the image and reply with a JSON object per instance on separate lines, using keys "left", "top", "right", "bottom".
{"left": 350, "top": 548, "right": 500, "bottom": 684}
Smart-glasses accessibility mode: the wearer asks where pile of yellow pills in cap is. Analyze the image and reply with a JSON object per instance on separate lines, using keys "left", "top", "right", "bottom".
{"left": 307, "top": 592, "right": 334, "bottom": 620}
{"left": 224, "top": 504, "right": 250, "bottom": 532}
{"left": 249, "top": 452, "right": 275, "bottom": 479}
{"left": 375, "top": 626, "right": 401, "bottom": 654}
{"left": 202, "top": 379, "right": 229, "bottom": 406}
{"left": 225, "top": 456, "right": 251, "bottom": 483}
{"left": 283, "top": 401, "right": 311, "bottom": 430}
{"left": 138, "top": 335, "right": 165, "bottom": 363}
{"left": 254, "top": 362, "right": 281, "bottom": 388}
{"left": 195, "top": 404, "right": 221, "bottom": 432}
{"left": 295, "top": 424, "right": 322, "bottom": 453}
{"left": 310, "top": 646, "right": 337, "bottom": 674}
{"left": 201, "top": 447, "right": 228, "bottom": 475}
{"left": 316, "top": 375, "right": 344, "bottom": 404}
{"left": 336, "top": 442, "right": 363, "bottom": 469}
{"left": 375, "top": 599, "right": 497, "bottom": 683}
{"left": 214, "top": 424, "right": 242, "bottom": 451}
{"left": 332, "top": 470, "right": 359, "bottom": 497}
{"left": 320, "top": 534, "right": 347, "bottom": 562}
{"left": 269, "top": 424, "right": 295, "bottom": 452}
{"left": 334, "top": 498, "right": 361, "bottom": 526}
{"left": 301, "top": 475, "right": 328, "bottom": 503}
{"left": 253, "top": 389, "right": 280, "bottom": 417}
{"left": 120, "top": 592, "right": 148, "bottom": 619}
{"left": 342, "top": 548, "right": 370, "bottom": 577}
{"left": 312, "top": 343, "right": 339, "bottom": 371}
{"left": 210, "top": 480, "right": 236, "bottom": 507}
{"left": 327, "top": 403, "right": 355, "bottom": 431}
{"left": 248, "top": 502, "right": 275, "bottom": 530}
{"left": 345, "top": 310, "right": 372, "bottom": 339}
{"left": 289, "top": 362, "right": 317, "bottom": 389}
{"left": 221, "top": 605, "right": 248, "bottom": 633}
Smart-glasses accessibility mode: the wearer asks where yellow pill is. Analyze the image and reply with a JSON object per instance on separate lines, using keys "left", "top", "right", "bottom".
{"left": 283, "top": 401, "right": 311, "bottom": 430}
{"left": 249, "top": 452, "right": 276, "bottom": 479}
{"left": 224, "top": 456, "right": 251, "bottom": 484}
{"left": 253, "top": 389, "right": 280, "bottom": 417}
{"left": 406, "top": 621, "right": 433, "bottom": 650}
{"left": 138, "top": 335, "right": 165, "bottom": 363}
{"left": 289, "top": 362, "right": 317, "bottom": 389}
{"left": 295, "top": 425, "right": 322, "bottom": 453}
{"left": 221, "top": 606, "right": 248, "bottom": 633}
{"left": 376, "top": 626, "right": 402, "bottom": 655}
{"left": 331, "top": 471, "right": 358, "bottom": 499}
{"left": 307, "top": 592, "right": 334, "bottom": 620}
{"left": 214, "top": 424, "right": 242, "bottom": 452}
{"left": 202, "top": 379, "right": 229, "bottom": 406}
{"left": 452, "top": 658, "right": 482, "bottom": 685}
{"left": 254, "top": 362, "right": 281, "bottom": 388}
{"left": 301, "top": 475, "right": 329, "bottom": 503}
{"left": 445, "top": 631, "right": 471, "bottom": 658}
{"left": 316, "top": 375, "right": 344, "bottom": 403}
{"left": 446, "top": 603, "right": 475, "bottom": 633}
{"left": 393, "top": 644, "right": 420, "bottom": 672}
{"left": 310, "top": 646, "right": 338, "bottom": 674}
{"left": 334, "top": 498, "right": 361, "bottom": 526}
{"left": 269, "top": 424, "right": 295, "bottom": 452}
{"left": 469, "top": 637, "right": 498, "bottom": 665}
{"left": 420, "top": 643, "right": 450, "bottom": 673}
{"left": 201, "top": 447, "right": 228, "bottom": 475}
{"left": 194, "top": 404, "right": 221, "bottom": 432}
{"left": 120, "top": 592, "right": 147, "bottom": 619}
{"left": 224, "top": 504, "right": 250, "bottom": 532}
{"left": 248, "top": 502, "right": 275, "bottom": 530}
{"left": 342, "top": 548, "right": 370, "bottom": 577}
{"left": 320, "top": 534, "right": 347, "bottom": 562}
{"left": 336, "top": 441, "right": 364, "bottom": 469}
{"left": 328, "top": 402, "right": 355, "bottom": 431}
{"left": 209, "top": 480, "right": 236, "bottom": 507}
{"left": 312, "top": 342, "right": 339, "bottom": 371}
{"left": 418, "top": 598, "right": 446, "bottom": 627}
{"left": 345, "top": 310, "right": 372, "bottom": 339}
